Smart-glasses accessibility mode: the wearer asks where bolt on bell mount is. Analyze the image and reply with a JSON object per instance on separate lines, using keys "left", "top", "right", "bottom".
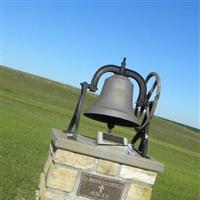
{"left": 64, "top": 58, "right": 161, "bottom": 158}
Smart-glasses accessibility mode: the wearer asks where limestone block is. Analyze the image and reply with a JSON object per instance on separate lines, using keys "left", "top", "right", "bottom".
{"left": 46, "top": 165, "right": 77, "bottom": 192}
{"left": 96, "top": 159, "right": 119, "bottom": 176}
{"left": 44, "top": 153, "right": 52, "bottom": 175}
{"left": 120, "top": 165, "right": 157, "bottom": 185}
{"left": 38, "top": 173, "right": 46, "bottom": 198}
{"left": 42, "top": 189, "right": 90, "bottom": 200}
{"left": 35, "top": 190, "right": 39, "bottom": 200}
{"left": 126, "top": 183, "right": 152, "bottom": 200}
{"left": 41, "top": 189, "right": 69, "bottom": 200}
{"left": 54, "top": 149, "right": 96, "bottom": 170}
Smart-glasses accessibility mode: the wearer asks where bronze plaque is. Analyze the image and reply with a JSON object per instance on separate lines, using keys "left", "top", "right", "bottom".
{"left": 103, "top": 133, "right": 124, "bottom": 145}
{"left": 77, "top": 172, "right": 125, "bottom": 200}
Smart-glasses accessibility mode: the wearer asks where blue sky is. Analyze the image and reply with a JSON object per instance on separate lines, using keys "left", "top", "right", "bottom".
{"left": 1, "top": 1, "right": 199, "bottom": 128}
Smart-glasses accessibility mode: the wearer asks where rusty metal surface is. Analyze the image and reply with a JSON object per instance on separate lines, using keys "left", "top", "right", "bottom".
{"left": 77, "top": 172, "right": 125, "bottom": 200}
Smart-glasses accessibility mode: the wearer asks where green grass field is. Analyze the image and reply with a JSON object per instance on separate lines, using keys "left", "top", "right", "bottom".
{"left": 0, "top": 66, "right": 199, "bottom": 200}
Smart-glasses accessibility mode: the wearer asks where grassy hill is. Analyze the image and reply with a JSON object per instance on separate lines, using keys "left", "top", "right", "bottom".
{"left": 0, "top": 66, "right": 199, "bottom": 200}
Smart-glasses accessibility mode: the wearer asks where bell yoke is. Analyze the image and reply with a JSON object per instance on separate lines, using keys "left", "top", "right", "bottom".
{"left": 64, "top": 58, "right": 161, "bottom": 158}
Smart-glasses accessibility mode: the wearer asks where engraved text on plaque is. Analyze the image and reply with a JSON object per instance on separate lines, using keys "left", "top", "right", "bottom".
{"left": 77, "top": 172, "right": 125, "bottom": 200}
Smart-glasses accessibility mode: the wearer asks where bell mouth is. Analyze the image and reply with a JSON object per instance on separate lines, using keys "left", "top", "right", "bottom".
{"left": 84, "top": 112, "right": 140, "bottom": 127}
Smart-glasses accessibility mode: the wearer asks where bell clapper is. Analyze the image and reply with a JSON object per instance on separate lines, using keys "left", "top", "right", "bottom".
{"left": 107, "top": 123, "right": 115, "bottom": 134}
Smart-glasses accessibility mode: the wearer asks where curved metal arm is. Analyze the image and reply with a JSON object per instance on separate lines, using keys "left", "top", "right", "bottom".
{"left": 89, "top": 65, "right": 147, "bottom": 107}
{"left": 146, "top": 72, "right": 161, "bottom": 101}
{"left": 89, "top": 65, "right": 119, "bottom": 92}
{"left": 131, "top": 72, "right": 161, "bottom": 157}
{"left": 124, "top": 68, "right": 147, "bottom": 106}
{"left": 139, "top": 72, "right": 161, "bottom": 129}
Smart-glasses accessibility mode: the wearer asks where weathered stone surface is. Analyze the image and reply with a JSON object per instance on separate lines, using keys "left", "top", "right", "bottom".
{"left": 46, "top": 165, "right": 77, "bottom": 192}
{"left": 126, "top": 183, "right": 152, "bottom": 200}
{"left": 51, "top": 128, "right": 164, "bottom": 172}
{"left": 44, "top": 153, "right": 52, "bottom": 175}
{"left": 36, "top": 131, "right": 163, "bottom": 200}
{"left": 41, "top": 189, "right": 69, "bottom": 200}
{"left": 35, "top": 190, "right": 39, "bottom": 200}
{"left": 54, "top": 149, "right": 96, "bottom": 170}
{"left": 96, "top": 159, "right": 119, "bottom": 176}
{"left": 38, "top": 173, "right": 46, "bottom": 198}
{"left": 41, "top": 189, "right": 90, "bottom": 200}
{"left": 120, "top": 165, "right": 157, "bottom": 185}
{"left": 75, "top": 196, "right": 91, "bottom": 200}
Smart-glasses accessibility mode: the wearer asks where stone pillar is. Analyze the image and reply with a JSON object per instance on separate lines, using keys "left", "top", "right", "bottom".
{"left": 36, "top": 129, "right": 164, "bottom": 200}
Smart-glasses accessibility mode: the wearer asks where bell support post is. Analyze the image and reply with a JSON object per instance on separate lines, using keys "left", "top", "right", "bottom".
{"left": 64, "top": 82, "right": 90, "bottom": 139}
{"left": 131, "top": 72, "right": 161, "bottom": 157}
